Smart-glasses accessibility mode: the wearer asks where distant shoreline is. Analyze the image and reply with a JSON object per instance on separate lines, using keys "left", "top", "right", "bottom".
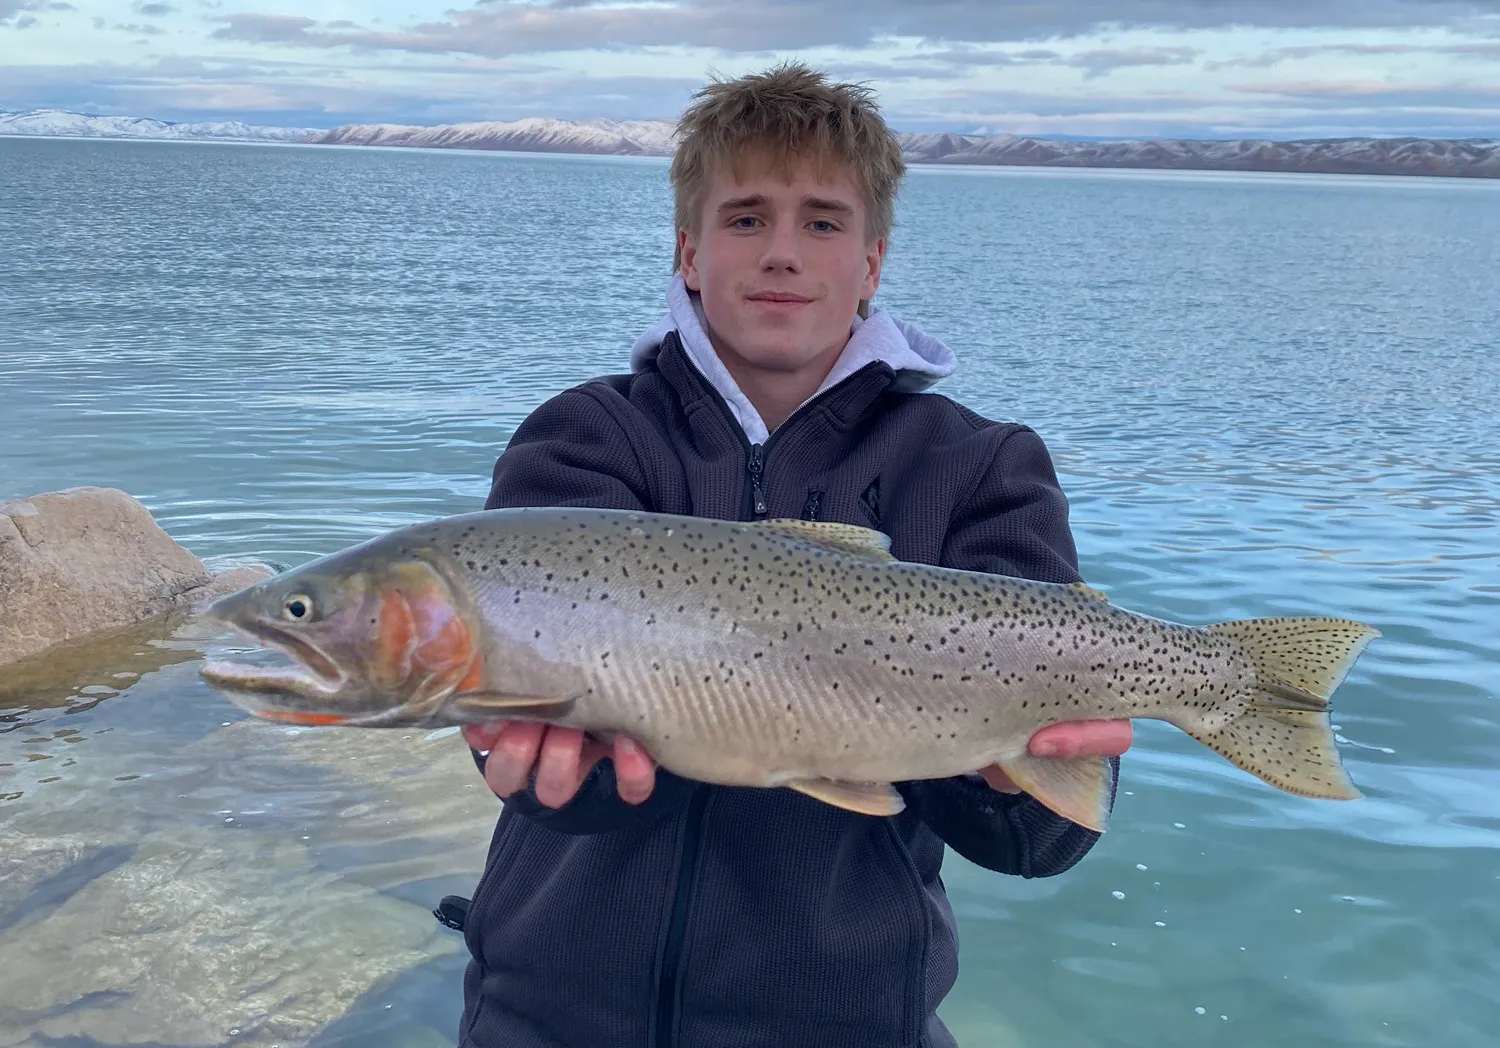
{"left": 4, "top": 107, "right": 1498, "bottom": 181}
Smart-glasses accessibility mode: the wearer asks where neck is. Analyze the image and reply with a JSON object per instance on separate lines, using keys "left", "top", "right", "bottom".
{"left": 711, "top": 336, "right": 847, "bottom": 433}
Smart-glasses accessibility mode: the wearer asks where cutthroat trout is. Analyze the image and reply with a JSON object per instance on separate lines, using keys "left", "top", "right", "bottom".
{"left": 198, "top": 507, "right": 1379, "bottom": 831}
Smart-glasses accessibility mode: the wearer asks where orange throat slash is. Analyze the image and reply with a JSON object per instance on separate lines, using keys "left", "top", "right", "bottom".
{"left": 260, "top": 709, "right": 351, "bottom": 727}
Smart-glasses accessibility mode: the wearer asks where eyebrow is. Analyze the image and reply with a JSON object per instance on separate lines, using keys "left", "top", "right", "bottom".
{"left": 803, "top": 196, "right": 855, "bottom": 214}
{"left": 715, "top": 193, "right": 855, "bottom": 215}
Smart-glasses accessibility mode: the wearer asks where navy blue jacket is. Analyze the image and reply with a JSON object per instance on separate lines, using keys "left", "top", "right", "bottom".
{"left": 457, "top": 332, "right": 1117, "bottom": 1048}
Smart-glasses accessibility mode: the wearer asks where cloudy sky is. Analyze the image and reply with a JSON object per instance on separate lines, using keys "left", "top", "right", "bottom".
{"left": 3, "top": 0, "right": 1500, "bottom": 138}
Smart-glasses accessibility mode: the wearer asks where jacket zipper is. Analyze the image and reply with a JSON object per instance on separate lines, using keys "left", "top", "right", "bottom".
{"left": 653, "top": 786, "right": 709, "bottom": 1048}
{"left": 801, "top": 490, "right": 822, "bottom": 520}
{"left": 652, "top": 335, "right": 882, "bottom": 1048}
{"left": 745, "top": 444, "right": 768, "bottom": 518}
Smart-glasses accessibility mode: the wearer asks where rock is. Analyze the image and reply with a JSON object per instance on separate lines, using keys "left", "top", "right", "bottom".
{"left": 0, "top": 718, "right": 490, "bottom": 1047}
{"left": 193, "top": 719, "right": 498, "bottom": 901}
{"left": 0, "top": 610, "right": 209, "bottom": 712}
{"left": 0, "top": 486, "right": 272, "bottom": 668}
{"left": 0, "top": 826, "right": 458, "bottom": 1048}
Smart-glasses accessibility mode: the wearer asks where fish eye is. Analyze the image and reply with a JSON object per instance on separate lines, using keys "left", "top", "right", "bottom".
{"left": 281, "top": 594, "right": 314, "bottom": 622}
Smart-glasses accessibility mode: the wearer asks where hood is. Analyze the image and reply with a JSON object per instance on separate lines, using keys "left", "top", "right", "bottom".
{"left": 631, "top": 273, "right": 956, "bottom": 445}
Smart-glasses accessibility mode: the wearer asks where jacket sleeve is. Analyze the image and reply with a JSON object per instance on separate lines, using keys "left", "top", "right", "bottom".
{"left": 898, "top": 424, "right": 1120, "bottom": 877}
{"left": 469, "top": 386, "right": 699, "bottom": 835}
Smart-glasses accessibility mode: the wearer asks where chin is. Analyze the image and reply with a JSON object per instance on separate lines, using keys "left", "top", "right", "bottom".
{"left": 735, "top": 339, "right": 824, "bottom": 373}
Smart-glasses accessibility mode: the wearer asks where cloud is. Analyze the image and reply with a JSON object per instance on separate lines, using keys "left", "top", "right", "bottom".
{"left": 1065, "top": 47, "right": 1203, "bottom": 79}
{"left": 206, "top": 0, "right": 1500, "bottom": 58}
{"left": 820, "top": 46, "right": 1204, "bottom": 82}
{"left": 878, "top": 70, "right": 1500, "bottom": 138}
{"left": 1, "top": 0, "right": 71, "bottom": 28}
{"left": 1226, "top": 78, "right": 1500, "bottom": 106}
{"left": 9, "top": 0, "right": 1500, "bottom": 140}
{"left": 1208, "top": 41, "right": 1500, "bottom": 69}
{"left": 911, "top": 49, "right": 1064, "bottom": 68}
{"left": 211, "top": 12, "right": 317, "bottom": 44}
{"left": 0, "top": 51, "right": 703, "bottom": 125}
{"left": 920, "top": 85, "right": 1225, "bottom": 121}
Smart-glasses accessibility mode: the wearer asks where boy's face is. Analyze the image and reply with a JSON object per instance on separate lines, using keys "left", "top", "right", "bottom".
{"left": 679, "top": 149, "right": 885, "bottom": 384}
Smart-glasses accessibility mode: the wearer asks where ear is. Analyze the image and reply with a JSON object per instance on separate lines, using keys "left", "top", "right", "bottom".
{"left": 679, "top": 228, "right": 701, "bottom": 291}
{"left": 860, "top": 235, "right": 886, "bottom": 302}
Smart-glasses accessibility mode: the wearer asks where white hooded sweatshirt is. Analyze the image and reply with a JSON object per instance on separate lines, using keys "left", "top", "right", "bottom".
{"left": 630, "top": 274, "right": 958, "bottom": 445}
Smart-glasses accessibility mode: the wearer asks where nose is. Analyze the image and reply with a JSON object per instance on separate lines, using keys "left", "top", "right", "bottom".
{"left": 758, "top": 219, "right": 802, "bottom": 273}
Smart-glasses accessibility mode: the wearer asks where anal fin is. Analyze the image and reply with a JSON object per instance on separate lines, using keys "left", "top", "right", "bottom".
{"left": 994, "top": 754, "right": 1113, "bottom": 833}
{"left": 786, "top": 778, "right": 906, "bottom": 816}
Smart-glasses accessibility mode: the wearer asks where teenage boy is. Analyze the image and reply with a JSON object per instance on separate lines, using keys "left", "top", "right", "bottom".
{"left": 455, "top": 62, "right": 1131, "bottom": 1048}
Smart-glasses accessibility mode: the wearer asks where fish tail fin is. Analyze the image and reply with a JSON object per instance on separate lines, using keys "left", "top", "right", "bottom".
{"left": 1185, "top": 617, "right": 1380, "bottom": 801}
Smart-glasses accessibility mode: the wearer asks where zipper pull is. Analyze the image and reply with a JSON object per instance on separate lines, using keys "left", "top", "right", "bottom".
{"left": 747, "top": 443, "right": 768, "bottom": 518}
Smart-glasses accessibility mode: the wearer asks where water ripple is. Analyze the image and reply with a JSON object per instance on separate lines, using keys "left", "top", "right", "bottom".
{"left": 2, "top": 137, "right": 1498, "bottom": 1048}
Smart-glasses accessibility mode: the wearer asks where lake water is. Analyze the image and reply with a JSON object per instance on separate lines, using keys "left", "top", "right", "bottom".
{"left": 2, "top": 135, "right": 1498, "bottom": 1048}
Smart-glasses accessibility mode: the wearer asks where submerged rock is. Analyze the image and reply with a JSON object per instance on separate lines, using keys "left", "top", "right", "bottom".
{"left": 0, "top": 826, "right": 457, "bottom": 1048}
{"left": 0, "top": 486, "right": 271, "bottom": 668}
{"left": 0, "top": 711, "right": 492, "bottom": 1047}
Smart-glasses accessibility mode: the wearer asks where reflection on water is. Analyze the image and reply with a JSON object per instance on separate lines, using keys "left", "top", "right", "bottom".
{"left": 0, "top": 612, "right": 208, "bottom": 719}
{"left": 1, "top": 136, "right": 1498, "bottom": 1047}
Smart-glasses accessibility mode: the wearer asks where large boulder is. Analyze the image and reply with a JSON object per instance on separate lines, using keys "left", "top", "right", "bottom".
{"left": 0, "top": 486, "right": 272, "bottom": 667}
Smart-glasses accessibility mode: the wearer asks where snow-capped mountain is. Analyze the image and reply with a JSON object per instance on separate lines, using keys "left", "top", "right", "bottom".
{"left": 897, "top": 132, "right": 1500, "bottom": 179}
{"left": 4, "top": 106, "right": 1497, "bottom": 179}
{"left": 0, "top": 108, "right": 321, "bottom": 142}
{"left": 307, "top": 118, "right": 1500, "bottom": 178}
{"left": 304, "top": 116, "right": 678, "bottom": 156}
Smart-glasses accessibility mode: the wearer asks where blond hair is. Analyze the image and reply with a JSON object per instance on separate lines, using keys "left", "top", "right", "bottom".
{"left": 669, "top": 61, "right": 907, "bottom": 273}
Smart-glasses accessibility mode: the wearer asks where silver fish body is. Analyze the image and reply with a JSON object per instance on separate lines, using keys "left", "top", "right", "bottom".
{"left": 200, "top": 507, "right": 1380, "bottom": 829}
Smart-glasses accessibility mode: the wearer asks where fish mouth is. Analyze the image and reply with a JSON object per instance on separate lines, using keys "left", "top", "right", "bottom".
{"left": 214, "top": 616, "right": 346, "bottom": 686}
{"left": 196, "top": 659, "right": 441, "bottom": 729}
{"left": 199, "top": 658, "right": 337, "bottom": 700}
{"left": 198, "top": 616, "right": 351, "bottom": 721}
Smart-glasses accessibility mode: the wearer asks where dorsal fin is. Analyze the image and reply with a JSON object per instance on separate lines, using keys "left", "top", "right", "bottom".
{"left": 751, "top": 518, "right": 896, "bottom": 563}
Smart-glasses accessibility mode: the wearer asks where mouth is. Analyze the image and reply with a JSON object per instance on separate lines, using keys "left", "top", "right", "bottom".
{"left": 198, "top": 616, "right": 354, "bottom": 724}
{"left": 197, "top": 657, "right": 435, "bottom": 729}
{"left": 219, "top": 616, "right": 346, "bottom": 685}
{"left": 746, "top": 291, "right": 814, "bottom": 307}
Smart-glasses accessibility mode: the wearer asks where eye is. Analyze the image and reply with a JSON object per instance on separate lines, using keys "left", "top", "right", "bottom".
{"left": 281, "top": 594, "right": 314, "bottom": 622}
{"left": 809, "top": 220, "right": 836, "bottom": 233}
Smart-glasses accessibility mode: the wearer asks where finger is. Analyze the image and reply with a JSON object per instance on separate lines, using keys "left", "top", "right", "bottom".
{"left": 578, "top": 733, "right": 613, "bottom": 770}
{"left": 462, "top": 722, "right": 507, "bottom": 754}
{"left": 482, "top": 720, "right": 546, "bottom": 798}
{"left": 612, "top": 736, "right": 657, "bottom": 805}
{"left": 1030, "top": 719, "right": 1134, "bottom": 759}
{"left": 977, "top": 765, "right": 1022, "bottom": 794}
{"left": 533, "top": 726, "right": 587, "bottom": 808}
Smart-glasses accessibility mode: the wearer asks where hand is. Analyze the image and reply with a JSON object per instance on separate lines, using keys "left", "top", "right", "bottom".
{"left": 461, "top": 721, "right": 657, "bottom": 808}
{"left": 978, "top": 719, "right": 1133, "bottom": 794}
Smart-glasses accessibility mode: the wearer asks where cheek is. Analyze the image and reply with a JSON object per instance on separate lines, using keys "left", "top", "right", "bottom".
{"left": 825, "top": 249, "right": 873, "bottom": 298}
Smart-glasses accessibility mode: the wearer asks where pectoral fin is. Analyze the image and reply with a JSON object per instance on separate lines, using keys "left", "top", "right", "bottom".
{"left": 785, "top": 778, "right": 906, "bottom": 816}
{"left": 994, "top": 754, "right": 1113, "bottom": 833}
{"left": 448, "top": 692, "right": 578, "bottom": 721}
